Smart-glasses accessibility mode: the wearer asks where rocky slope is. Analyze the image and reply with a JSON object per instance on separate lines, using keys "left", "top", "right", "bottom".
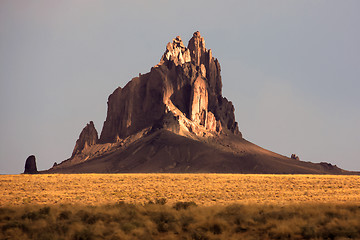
{"left": 44, "top": 31, "right": 351, "bottom": 174}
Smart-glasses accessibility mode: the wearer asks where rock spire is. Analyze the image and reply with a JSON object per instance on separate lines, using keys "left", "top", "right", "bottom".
{"left": 99, "top": 31, "right": 240, "bottom": 143}
{"left": 71, "top": 121, "right": 98, "bottom": 157}
{"left": 24, "top": 155, "right": 38, "bottom": 174}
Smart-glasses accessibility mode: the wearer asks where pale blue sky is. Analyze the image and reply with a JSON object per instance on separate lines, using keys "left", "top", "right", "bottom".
{"left": 1, "top": 0, "right": 359, "bottom": 174}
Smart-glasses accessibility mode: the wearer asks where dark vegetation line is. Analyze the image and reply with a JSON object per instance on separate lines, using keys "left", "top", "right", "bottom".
{"left": 1, "top": 200, "right": 360, "bottom": 240}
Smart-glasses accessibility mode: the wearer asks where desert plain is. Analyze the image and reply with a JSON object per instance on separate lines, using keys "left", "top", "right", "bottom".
{"left": 1, "top": 174, "right": 360, "bottom": 206}
{"left": 1, "top": 174, "right": 360, "bottom": 240}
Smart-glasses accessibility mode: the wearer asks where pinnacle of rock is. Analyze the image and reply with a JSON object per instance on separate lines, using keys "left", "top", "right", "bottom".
{"left": 188, "top": 31, "right": 206, "bottom": 66}
{"left": 71, "top": 121, "right": 98, "bottom": 157}
{"left": 24, "top": 155, "right": 38, "bottom": 174}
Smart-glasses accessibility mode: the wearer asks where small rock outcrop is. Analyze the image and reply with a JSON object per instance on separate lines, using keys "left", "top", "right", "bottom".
{"left": 291, "top": 154, "right": 300, "bottom": 160}
{"left": 320, "top": 162, "right": 338, "bottom": 170}
{"left": 71, "top": 121, "right": 98, "bottom": 157}
{"left": 24, "top": 155, "right": 38, "bottom": 174}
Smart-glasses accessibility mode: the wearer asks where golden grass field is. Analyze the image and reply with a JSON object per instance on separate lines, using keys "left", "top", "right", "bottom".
{"left": 1, "top": 174, "right": 359, "bottom": 206}
{"left": 1, "top": 174, "right": 360, "bottom": 239}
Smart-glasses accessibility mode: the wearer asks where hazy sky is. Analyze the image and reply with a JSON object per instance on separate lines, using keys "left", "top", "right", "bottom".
{"left": 1, "top": 0, "right": 359, "bottom": 174}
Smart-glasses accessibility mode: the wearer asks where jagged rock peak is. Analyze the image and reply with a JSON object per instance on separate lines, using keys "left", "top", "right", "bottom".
{"left": 159, "top": 31, "right": 209, "bottom": 67}
{"left": 99, "top": 31, "right": 241, "bottom": 144}
{"left": 24, "top": 155, "right": 38, "bottom": 174}
{"left": 71, "top": 121, "right": 98, "bottom": 157}
{"left": 188, "top": 31, "right": 206, "bottom": 66}
{"left": 159, "top": 35, "right": 191, "bottom": 66}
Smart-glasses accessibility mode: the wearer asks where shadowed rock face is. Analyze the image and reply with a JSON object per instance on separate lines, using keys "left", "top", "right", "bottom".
{"left": 99, "top": 31, "right": 240, "bottom": 143}
{"left": 71, "top": 121, "right": 98, "bottom": 157}
{"left": 24, "top": 155, "right": 38, "bottom": 174}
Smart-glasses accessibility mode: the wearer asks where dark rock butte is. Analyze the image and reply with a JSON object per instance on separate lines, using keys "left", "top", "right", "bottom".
{"left": 24, "top": 155, "right": 38, "bottom": 174}
{"left": 44, "top": 31, "right": 356, "bottom": 175}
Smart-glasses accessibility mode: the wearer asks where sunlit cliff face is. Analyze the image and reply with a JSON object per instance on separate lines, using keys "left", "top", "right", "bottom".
{"left": 99, "top": 31, "right": 239, "bottom": 144}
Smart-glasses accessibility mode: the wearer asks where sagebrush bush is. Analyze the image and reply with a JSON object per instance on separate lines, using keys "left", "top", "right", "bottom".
{"left": 173, "top": 201, "right": 197, "bottom": 210}
{"left": 0, "top": 203, "right": 359, "bottom": 240}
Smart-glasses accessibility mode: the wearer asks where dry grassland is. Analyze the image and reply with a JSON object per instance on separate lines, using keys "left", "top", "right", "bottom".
{"left": 1, "top": 174, "right": 360, "bottom": 239}
{"left": 1, "top": 174, "right": 359, "bottom": 206}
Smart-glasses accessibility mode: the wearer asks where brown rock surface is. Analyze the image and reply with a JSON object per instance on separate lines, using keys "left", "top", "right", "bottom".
{"left": 188, "top": 31, "right": 206, "bottom": 66}
{"left": 24, "top": 155, "right": 38, "bottom": 174}
{"left": 45, "top": 130, "right": 352, "bottom": 174}
{"left": 291, "top": 154, "right": 300, "bottom": 160}
{"left": 206, "top": 111, "right": 217, "bottom": 132}
{"left": 189, "top": 76, "right": 208, "bottom": 125}
{"left": 99, "top": 31, "right": 240, "bottom": 143}
{"left": 71, "top": 121, "right": 98, "bottom": 157}
{"left": 159, "top": 36, "right": 191, "bottom": 66}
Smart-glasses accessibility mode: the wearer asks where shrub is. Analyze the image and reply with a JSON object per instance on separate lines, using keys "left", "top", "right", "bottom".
{"left": 58, "top": 210, "right": 72, "bottom": 220}
{"left": 1, "top": 203, "right": 360, "bottom": 240}
{"left": 21, "top": 211, "right": 43, "bottom": 221}
{"left": 2, "top": 221, "right": 29, "bottom": 233}
{"left": 209, "top": 222, "right": 222, "bottom": 235}
{"left": 179, "top": 214, "right": 194, "bottom": 232}
{"left": 173, "top": 201, "right": 197, "bottom": 210}
{"left": 72, "top": 228, "right": 94, "bottom": 240}
{"left": 155, "top": 198, "right": 167, "bottom": 205}
{"left": 149, "top": 210, "right": 176, "bottom": 233}
{"left": 21, "top": 207, "right": 51, "bottom": 221}
{"left": 39, "top": 206, "right": 50, "bottom": 215}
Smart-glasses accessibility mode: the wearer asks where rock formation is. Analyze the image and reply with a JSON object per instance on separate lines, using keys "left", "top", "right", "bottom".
{"left": 99, "top": 31, "right": 239, "bottom": 144}
{"left": 291, "top": 154, "right": 300, "bottom": 161}
{"left": 43, "top": 31, "right": 355, "bottom": 175}
{"left": 24, "top": 155, "right": 38, "bottom": 174}
{"left": 71, "top": 121, "right": 98, "bottom": 157}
